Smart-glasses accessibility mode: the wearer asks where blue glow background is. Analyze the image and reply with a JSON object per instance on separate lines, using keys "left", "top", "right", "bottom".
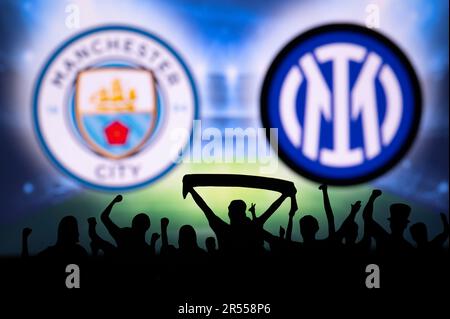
{"left": 0, "top": 0, "right": 448, "bottom": 255}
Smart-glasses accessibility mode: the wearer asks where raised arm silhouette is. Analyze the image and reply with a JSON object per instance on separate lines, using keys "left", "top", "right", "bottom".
{"left": 285, "top": 197, "right": 298, "bottom": 242}
{"left": 249, "top": 203, "right": 257, "bottom": 221}
{"left": 100, "top": 194, "right": 153, "bottom": 259}
{"left": 255, "top": 194, "right": 289, "bottom": 226}
{"left": 363, "top": 189, "right": 413, "bottom": 257}
{"left": 319, "top": 184, "right": 336, "bottom": 238}
{"left": 335, "top": 200, "right": 372, "bottom": 256}
{"left": 335, "top": 201, "right": 361, "bottom": 244}
{"left": 87, "top": 217, "right": 117, "bottom": 257}
{"left": 21, "top": 227, "right": 32, "bottom": 258}
{"left": 410, "top": 213, "right": 449, "bottom": 254}
{"left": 186, "top": 186, "right": 288, "bottom": 257}
{"left": 296, "top": 185, "right": 336, "bottom": 252}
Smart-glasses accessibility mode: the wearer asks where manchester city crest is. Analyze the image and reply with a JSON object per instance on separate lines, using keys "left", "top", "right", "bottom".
{"left": 75, "top": 69, "right": 157, "bottom": 159}
{"left": 33, "top": 26, "right": 198, "bottom": 190}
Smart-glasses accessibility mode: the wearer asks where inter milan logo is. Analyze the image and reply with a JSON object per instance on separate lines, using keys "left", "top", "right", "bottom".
{"left": 34, "top": 26, "right": 198, "bottom": 190}
{"left": 261, "top": 24, "right": 421, "bottom": 184}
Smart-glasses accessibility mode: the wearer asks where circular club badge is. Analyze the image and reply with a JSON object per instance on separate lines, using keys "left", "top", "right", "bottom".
{"left": 261, "top": 24, "right": 421, "bottom": 185}
{"left": 34, "top": 26, "right": 198, "bottom": 190}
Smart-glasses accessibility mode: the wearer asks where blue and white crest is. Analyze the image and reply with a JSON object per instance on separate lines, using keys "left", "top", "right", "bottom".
{"left": 261, "top": 24, "right": 421, "bottom": 185}
{"left": 33, "top": 25, "right": 198, "bottom": 191}
{"left": 76, "top": 69, "right": 156, "bottom": 159}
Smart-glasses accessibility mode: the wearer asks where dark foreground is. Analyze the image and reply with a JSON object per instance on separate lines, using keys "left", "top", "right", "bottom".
{"left": 1, "top": 253, "right": 448, "bottom": 317}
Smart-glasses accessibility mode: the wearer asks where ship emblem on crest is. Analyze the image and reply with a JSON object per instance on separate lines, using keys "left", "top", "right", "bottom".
{"left": 76, "top": 69, "right": 157, "bottom": 159}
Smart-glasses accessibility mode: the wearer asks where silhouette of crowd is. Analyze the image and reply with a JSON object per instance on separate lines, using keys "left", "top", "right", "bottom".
{"left": 10, "top": 176, "right": 448, "bottom": 318}
{"left": 21, "top": 180, "right": 449, "bottom": 265}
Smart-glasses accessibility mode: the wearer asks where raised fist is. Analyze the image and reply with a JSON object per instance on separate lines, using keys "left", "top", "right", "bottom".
{"left": 114, "top": 194, "right": 123, "bottom": 203}
{"left": 87, "top": 217, "right": 97, "bottom": 226}
{"left": 351, "top": 201, "right": 362, "bottom": 212}
{"left": 22, "top": 227, "right": 32, "bottom": 238}
{"left": 318, "top": 184, "right": 328, "bottom": 191}
{"left": 151, "top": 233, "right": 161, "bottom": 242}
{"left": 371, "top": 189, "right": 382, "bottom": 198}
{"left": 161, "top": 217, "right": 169, "bottom": 228}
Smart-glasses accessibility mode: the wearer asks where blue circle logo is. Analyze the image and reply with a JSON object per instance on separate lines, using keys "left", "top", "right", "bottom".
{"left": 261, "top": 24, "right": 421, "bottom": 185}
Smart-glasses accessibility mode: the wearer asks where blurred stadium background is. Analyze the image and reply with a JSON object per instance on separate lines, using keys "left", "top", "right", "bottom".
{"left": 0, "top": 0, "right": 448, "bottom": 255}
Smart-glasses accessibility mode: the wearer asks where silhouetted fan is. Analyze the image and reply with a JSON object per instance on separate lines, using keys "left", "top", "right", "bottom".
{"left": 410, "top": 213, "right": 449, "bottom": 254}
{"left": 99, "top": 194, "right": 154, "bottom": 259}
{"left": 363, "top": 190, "right": 414, "bottom": 257}
{"left": 22, "top": 216, "right": 88, "bottom": 260}
{"left": 87, "top": 217, "right": 117, "bottom": 257}
{"left": 183, "top": 174, "right": 297, "bottom": 257}
{"left": 176, "top": 225, "right": 206, "bottom": 259}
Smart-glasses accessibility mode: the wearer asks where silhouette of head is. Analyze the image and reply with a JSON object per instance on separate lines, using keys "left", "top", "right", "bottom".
{"left": 228, "top": 200, "right": 247, "bottom": 225}
{"left": 410, "top": 222, "right": 428, "bottom": 245}
{"left": 57, "top": 216, "right": 79, "bottom": 245}
{"left": 388, "top": 203, "right": 411, "bottom": 235}
{"left": 131, "top": 213, "right": 151, "bottom": 233}
{"left": 178, "top": 225, "right": 198, "bottom": 250}
{"left": 344, "top": 221, "right": 359, "bottom": 244}
{"left": 205, "top": 236, "right": 216, "bottom": 252}
{"left": 299, "top": 215, "right": 319, "bottom": 242}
